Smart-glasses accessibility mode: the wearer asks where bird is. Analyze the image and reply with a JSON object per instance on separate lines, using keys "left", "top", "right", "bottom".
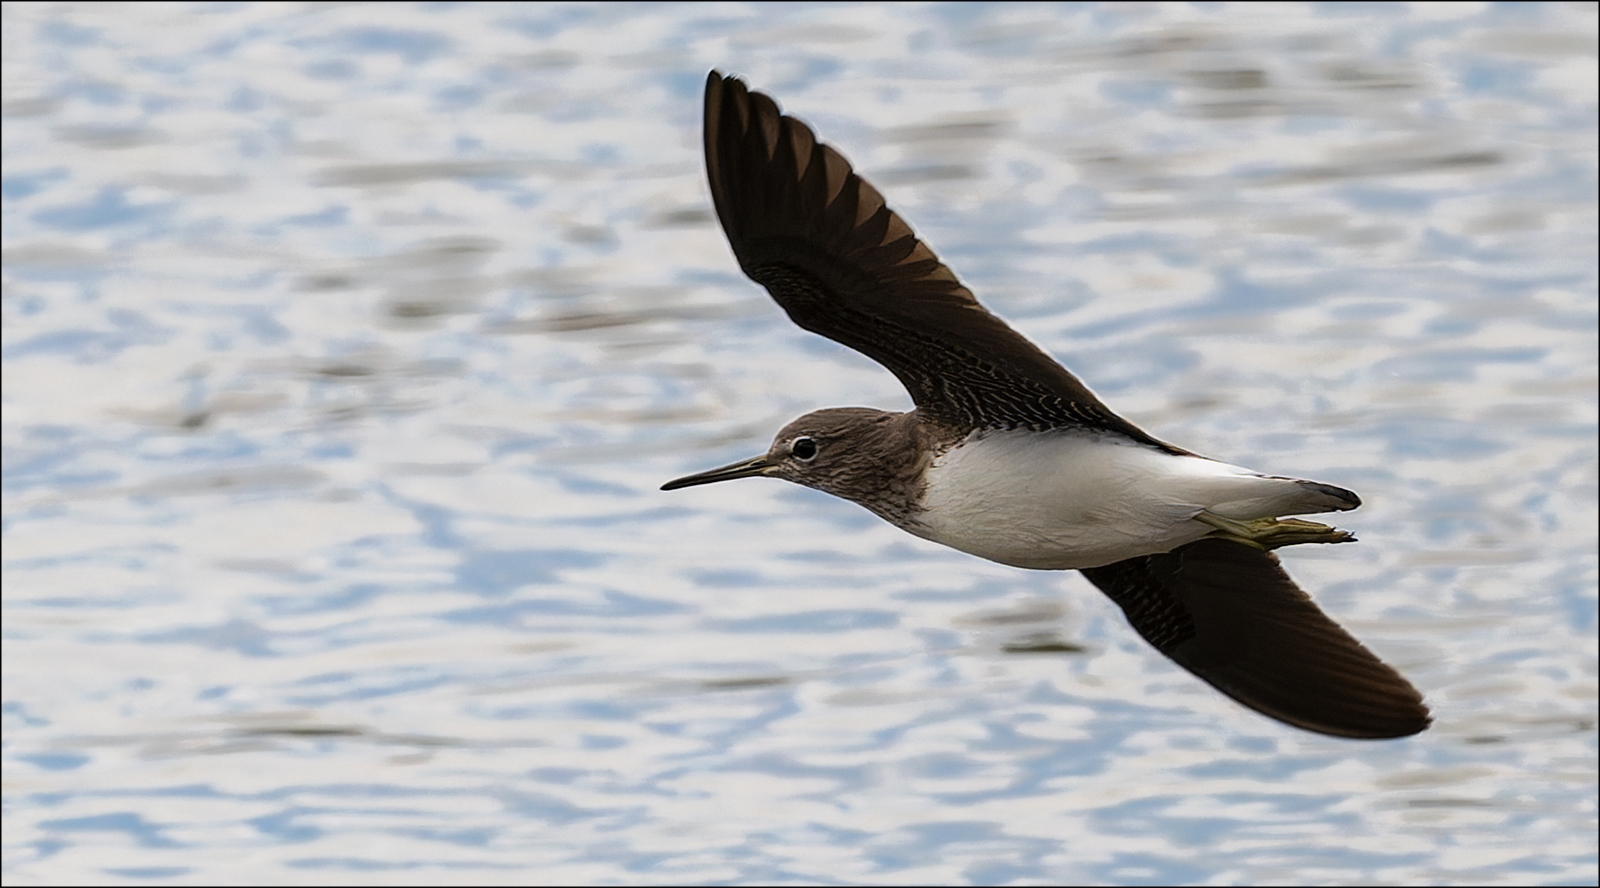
{"left": 662, "top": 70, "right": 1429, "bottom": 739}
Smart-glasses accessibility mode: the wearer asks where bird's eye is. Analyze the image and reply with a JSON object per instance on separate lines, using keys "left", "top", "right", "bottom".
{"left": 791, "top": 437, "right": 818, "bottom": 460}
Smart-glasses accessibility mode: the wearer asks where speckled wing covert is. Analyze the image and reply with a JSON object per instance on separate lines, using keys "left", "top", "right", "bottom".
{"left": 1081, "top": 539, "right": 1431, "bottom": 739}
{"left": 703, "top": 70, "right": 1176, "bottom": 449}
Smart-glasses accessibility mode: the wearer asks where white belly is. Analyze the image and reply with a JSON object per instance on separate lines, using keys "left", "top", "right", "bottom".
{"left": 913, "top": 429, "right": 1335, "bottom": 570}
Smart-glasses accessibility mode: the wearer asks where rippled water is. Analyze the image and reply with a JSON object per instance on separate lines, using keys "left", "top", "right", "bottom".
{"left": 4, "top": 3, "right": 1596, "bottom": 884}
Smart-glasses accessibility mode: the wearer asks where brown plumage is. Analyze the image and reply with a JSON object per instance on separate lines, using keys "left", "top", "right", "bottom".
{"left": 703, "top": 71, "right": 1180, "bottom": 450}
{"left": 668, "top": 71, "right": 1430, "bottom": 740}
{"left": 1082, "top": 540, "right": 1429, "bottom": 739}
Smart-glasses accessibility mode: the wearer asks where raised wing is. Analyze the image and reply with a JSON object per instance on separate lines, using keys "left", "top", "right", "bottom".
{"left": 704, "top": 71, "right": 1174, "bottom": 447}
{"left": 1080, "top": 539, "right": 1431, "bottom": 739}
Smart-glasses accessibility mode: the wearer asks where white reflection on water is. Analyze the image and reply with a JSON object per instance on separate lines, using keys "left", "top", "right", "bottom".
{"left": 3, "top": 2, "right": 1596, "bottom": 884}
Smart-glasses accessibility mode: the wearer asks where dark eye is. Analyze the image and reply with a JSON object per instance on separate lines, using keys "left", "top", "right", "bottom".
{"left": 791, "top": 437, "right": 818, "bottom": 460}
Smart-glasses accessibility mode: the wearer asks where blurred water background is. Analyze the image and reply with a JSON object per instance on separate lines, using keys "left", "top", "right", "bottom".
{"left": 3, "top": 2, "right": 1596, "bottom": 884}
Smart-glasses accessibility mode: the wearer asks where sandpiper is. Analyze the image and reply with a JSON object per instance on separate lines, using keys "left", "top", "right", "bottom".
{"left": 664, "top": 71, "right": 1429, "bottom": 739}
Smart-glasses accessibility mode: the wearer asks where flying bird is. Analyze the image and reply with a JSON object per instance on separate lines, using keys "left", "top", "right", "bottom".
{"left": 664, "top": 71, "right": 1429, "bottom": 739}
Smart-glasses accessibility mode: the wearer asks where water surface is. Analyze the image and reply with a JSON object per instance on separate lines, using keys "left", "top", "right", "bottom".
{"left": 3, "top": 3, "right": 1596, "bottom": 884}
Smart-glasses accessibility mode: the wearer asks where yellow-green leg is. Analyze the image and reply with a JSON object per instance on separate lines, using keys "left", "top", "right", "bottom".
{"left": 1194, "top": 511, "right": 1357, "bottom": 551}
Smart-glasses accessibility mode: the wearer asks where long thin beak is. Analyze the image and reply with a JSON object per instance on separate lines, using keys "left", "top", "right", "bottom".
{"left": 660, "top": 454, "right": 772, "bottom": 490}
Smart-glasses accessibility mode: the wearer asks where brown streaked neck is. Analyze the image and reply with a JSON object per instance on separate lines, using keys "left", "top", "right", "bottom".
{"left": 794, "top": 409, "right": 953, "bottom": 529}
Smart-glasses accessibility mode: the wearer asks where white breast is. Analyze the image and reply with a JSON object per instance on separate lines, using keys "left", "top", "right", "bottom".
{"left": 912, "top": 429, "right": 1332, "bottom": 570}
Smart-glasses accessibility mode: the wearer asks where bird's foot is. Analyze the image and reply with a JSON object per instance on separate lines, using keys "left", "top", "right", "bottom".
{"left": 1194, "top": 512, "right": 1356, "bottom": 551}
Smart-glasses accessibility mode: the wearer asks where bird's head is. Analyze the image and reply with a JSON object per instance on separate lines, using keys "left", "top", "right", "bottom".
{"left": 662, "top": 408, "right": 925, "bottom": 514}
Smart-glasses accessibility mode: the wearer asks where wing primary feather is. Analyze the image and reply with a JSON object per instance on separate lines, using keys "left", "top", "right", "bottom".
{"left": 702, "top": 70, "right": 1182, "bottom": 448}
{"left": 1081, "top": 539, "right": 1431, "bottom": 739}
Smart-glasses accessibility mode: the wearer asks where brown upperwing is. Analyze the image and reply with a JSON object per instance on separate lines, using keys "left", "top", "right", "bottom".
{"left": 703, "top": 71, "right": 1176, "bottom": 449}
{"left": 1081, "top": 539, "right": 1430, "bottom": 739}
